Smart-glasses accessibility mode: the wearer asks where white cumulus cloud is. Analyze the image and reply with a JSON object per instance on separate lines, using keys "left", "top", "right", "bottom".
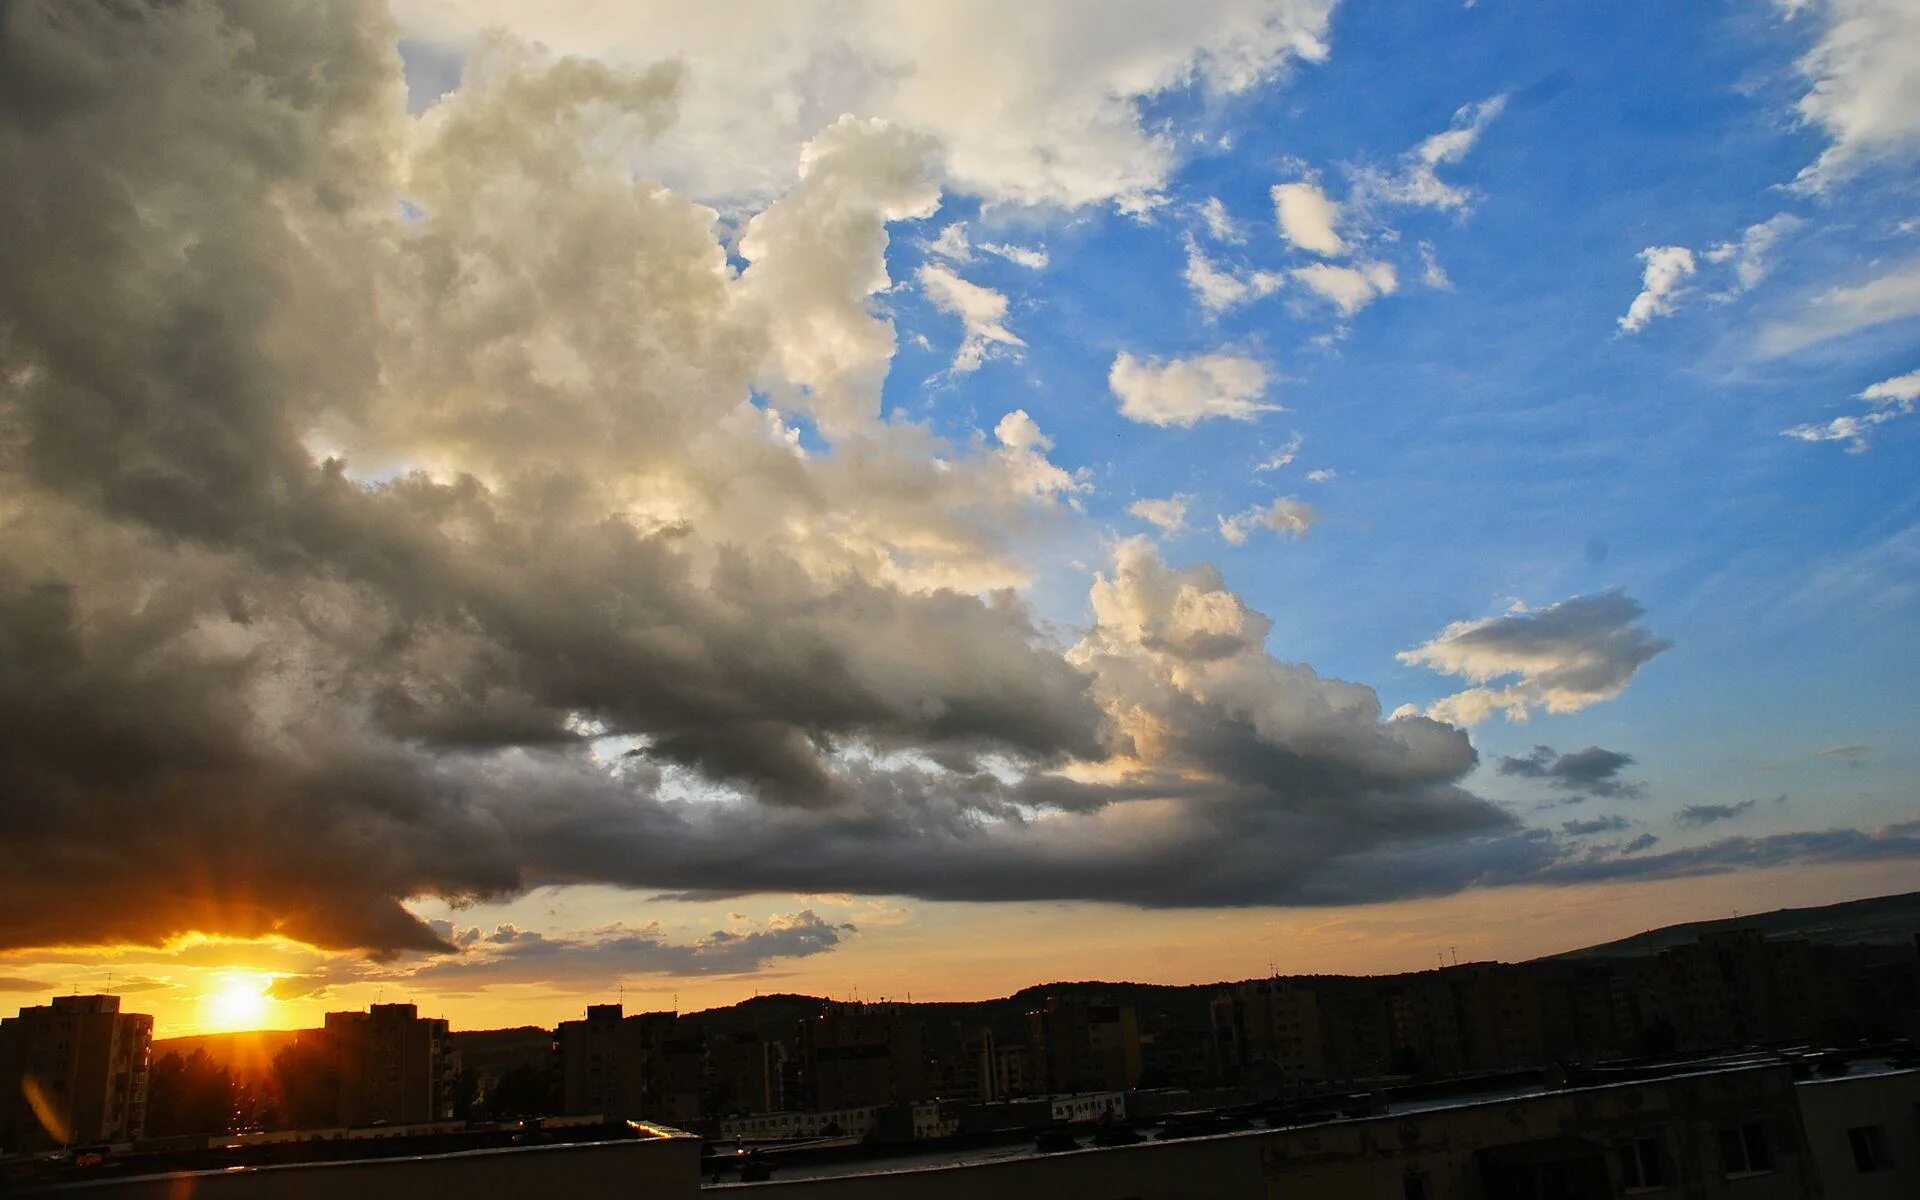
{"left": 1271, "top": 180, "right": 1347, "bottom": 256}
{"left": 1618, "top": 246, "right": 1697, "bottom": 333}
{"left": 1128, "top": 495, "right": 1192, "bottom": 534}
{"left": 1184, "top": 238, "right": 1286, "bottom": 312}
{"left": 1109, "top": 351, "right": 1278, "bottom": 427}
{"left": 1292, "top": 260, "right": 1398, "bottom": 315}
{"left": 918, "top": 261, "right": 1026, "bottom": 373}
{"left": 1218, "top": 497, "right": 1317, "bottom": 544}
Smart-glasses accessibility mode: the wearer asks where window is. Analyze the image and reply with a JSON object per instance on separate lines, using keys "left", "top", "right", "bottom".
{"left": 1618, "top": 1135, "right": 1668, "bottom": 1190}
{"left": 1847, "top": 1125, "right": 1890, "bottom": 1173}
{"left": 1718, "top": 1123, "right": 1772, "bottom": 1175}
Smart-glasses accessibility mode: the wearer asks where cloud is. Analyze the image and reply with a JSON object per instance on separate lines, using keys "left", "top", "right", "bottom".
{"left": 925, "top": 222, "right": 973, "bottom": 261}
{"left": 1351, "top": 93, "right": 1507, "bottom": 211}
{"left": 1109, "top": 351, "right": 1279, "bottom": 426}
{"left": 1255, "top": 433, "right": 1305, "bottom": 472}
{"left": 0, "top": 978, "right": 57, "bottom": 994}
{"left": 1198, "top": 196, "right": 1243, "bottom": 242}
{"left": 10, "top": 0, "right": 1910, "bottom": 972}
{"left": 1758, "top": 255, "right": 1920, "bottom": 355}
{"left": 1183, "top": 238, "right": 1285, "bottom": 312}
{"left": 994, "top": 410, "right": 1088, "bottom": 500}
{"left": 1305, "top": 468, "right": 1336, "bottom": 483}
{"left": 393, "top": 0, "right": 1339, "bottom": 211}
{"left": 1784, "top": 0, "right": 1920, "bottom": 192}
{"left": 1677, "top": 799, "right": 1758, "bottom": 827}
{"left": 1703, "top": 213, "right": 1803, "bottom": 296}
{"left": 1496, "top": 744, "right": 1646, "bottom": 799}
{"left": 1562, "top": 815, "right": 1632, "bottom": 836}
{"left": 980, "top": 242, "right": 1050, "bottom": 270}
{"left": 1782, "top": 365, "right": 1919, "bottom": 450}
{"left": 917, "top": 262, "right": 1026, "bottom": 374}
{"left": 1818, "top": 743, "right": 1872, "bottom": 761}
{"left": 1129, "top": 495, "right": 1192, "bottom": 534}
{"left": 1217, "top": 498, "right": 1317, "bottom": 545}
{"left": 409, "top": 910, "right": 854, "bottom": 987}
{"left": 1401, "top": 591, "right": 1673, "bottom": 725}
{"left": 1618, "top": 246, "right": 1698, "bottom": 333}
{"left": 1622, "top": 833, "right": 1659, "bottom": 853}
{"left": 1291, "top": 261, "right": 1398, "bottom": 315}
{"left": 1271, "top": 181, "right": 1346, "bottom": 256}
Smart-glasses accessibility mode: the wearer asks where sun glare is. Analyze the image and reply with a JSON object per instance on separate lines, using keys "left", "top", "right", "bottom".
{"left": 204, "top": 972, "right": 273, "bottom": 1031}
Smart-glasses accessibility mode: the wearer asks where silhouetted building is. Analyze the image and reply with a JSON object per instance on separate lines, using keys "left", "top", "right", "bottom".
{"left": 708, "top": 1030, "right": 783, "bottom": 1116}
{"left": 928, "top": 1026, "right": 996, "bottom": 1104}
{"left": 320, "top": 1003, "right": 457, "bottom": 1127}
{"left": 799, "top": 1002, "right": 926, "bottom": 1110}
{"left": 1211, "top": 979, "right": 1324, "bottom": 1089}
{"left": 1027, "top": 997, "right": 1140, "bottom": 1094}
{"left": 993, "top": 1042, "right": 1030, "bottom": 1099}
{"left": 557, "top": 1004, "right": 703, "bottom": 1123}
{"left": 0, "top": 994, "right": 151, "bottom": 1151}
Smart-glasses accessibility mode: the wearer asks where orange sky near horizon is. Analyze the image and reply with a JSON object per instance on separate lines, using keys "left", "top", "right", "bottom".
{"left": 5, "top": 859, "right": 1913, "bottom": 1042}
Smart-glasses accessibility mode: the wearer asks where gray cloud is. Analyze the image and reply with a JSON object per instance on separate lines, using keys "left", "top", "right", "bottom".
{"left": 1676, "top": 799, "right": 1758, "bottom": 827}
{"left": 1402, "top": 590, "right": 1672, "bottom": 725}
{"left": 0, "top": 977, "right": 56, "bottom": 994}
{"left": 0, "top": 1, "right": 1513, "bottom": 953}
{"left": 1562, "top": 815, "right": 1632, "bottom": 836}
{"left": 1497, "top": 744, "right": 1645, "bottom": 799}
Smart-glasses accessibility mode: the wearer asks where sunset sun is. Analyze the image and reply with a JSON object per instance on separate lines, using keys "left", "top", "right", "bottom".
{"left": 204, "top": 973, "right": 273, "bottom": 1032}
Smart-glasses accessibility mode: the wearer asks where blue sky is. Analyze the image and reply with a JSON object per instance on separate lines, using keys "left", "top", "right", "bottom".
{"left": 873, "top": 0, "right": 1918, "bottom": 842}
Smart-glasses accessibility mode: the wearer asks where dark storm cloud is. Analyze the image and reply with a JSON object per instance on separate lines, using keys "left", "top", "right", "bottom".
{"left": 1676, "top": 798, "right": 1758, "bottom": 827}
{"left": 1562, "top": 815, "right": 1632, "bottom": 836}
{"left": 410, "top": 910, "right": 853, "bottom": 988}
{"left": 1530, "top": 822, "right": 1920, "bottom": 884}
{"left": 1497, "top": 744, "right": 1645, "bottom": 799}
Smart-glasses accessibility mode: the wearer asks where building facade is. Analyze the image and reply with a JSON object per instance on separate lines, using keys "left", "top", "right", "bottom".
{"left": 320, "top": 1003, "right": 457, "bottom": 1127}
{"left": 0, "top": 994, "right": 151, "bottom": 1151}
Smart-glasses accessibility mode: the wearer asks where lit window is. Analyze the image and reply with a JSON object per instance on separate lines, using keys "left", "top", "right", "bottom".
{"left": 1718, "top": 1123, "right": 1772, "bottom": 1175}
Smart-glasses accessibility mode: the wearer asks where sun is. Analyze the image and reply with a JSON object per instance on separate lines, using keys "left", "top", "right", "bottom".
{"left": 204, "top": 972, "right": 274, "bottom": 1032}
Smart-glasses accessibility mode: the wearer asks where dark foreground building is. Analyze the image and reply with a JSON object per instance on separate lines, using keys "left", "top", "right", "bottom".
{"left": 0, "top": 995, "right": 151, "bottom": 1152}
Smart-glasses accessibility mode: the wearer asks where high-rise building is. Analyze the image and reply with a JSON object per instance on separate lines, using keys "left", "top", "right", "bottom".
{"left": 1210, "top": 980, "right": 1324, "bottom": 1088}
{"left": 1027, "top": 997, "right": 1141, "bottom": 1095}
{"left": 557, "top": 1005, "right": 704, "bottom": 1124}
{"left": 320, "top": 1002, "right": 457, "bottom": 1126}
{"left": 709, "top": 1031, "right": 783, "bottom": 1116}
{"left": 799, "top": 1002, "right": 926, "bottom": 1110}
{"left": 0, "top": 995, "right": 152, "bottom": 1152}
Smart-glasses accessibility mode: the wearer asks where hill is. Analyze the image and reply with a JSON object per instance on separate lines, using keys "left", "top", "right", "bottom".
{"left": 1541, "top": 890, "right": 1920, "bottom": 960}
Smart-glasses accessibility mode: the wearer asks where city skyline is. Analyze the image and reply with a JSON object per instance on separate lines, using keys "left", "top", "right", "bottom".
{"left": 2, "top": 1, "right": 1918, "bottom": 1041}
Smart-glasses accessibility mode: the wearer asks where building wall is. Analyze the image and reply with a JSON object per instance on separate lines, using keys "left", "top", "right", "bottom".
{"left": 1796, "top": 1069, "right": 1920, "bottom": 1200}
{"left": 17, "top": 1132, "right": 704, "bottom": 1200}
{"left": 322, "top": 1003, "right": 453, "bottom": 1127}
{"left": 744, "top": 1064, "right": 1820, "bottom": 1200}
{"left": 0, "top": 995, "right": 151, "bottom": 1151}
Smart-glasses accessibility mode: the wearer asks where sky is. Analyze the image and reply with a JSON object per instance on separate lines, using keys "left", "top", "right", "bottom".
{"left": 0, "top": 0, "right": 1915, "bottom": 1037}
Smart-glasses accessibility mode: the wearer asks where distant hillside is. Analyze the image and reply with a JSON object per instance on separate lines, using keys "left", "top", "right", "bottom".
{"left": 152, "top": 1029, "right": 305, "bottom": 1080}
{"left": 1542, "top": 890, "right": 1920, "bottom": 961}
